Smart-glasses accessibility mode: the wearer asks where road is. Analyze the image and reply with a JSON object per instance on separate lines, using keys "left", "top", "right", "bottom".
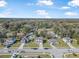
{"left": 0, "top": 48, "right": 79, "bottom": 58}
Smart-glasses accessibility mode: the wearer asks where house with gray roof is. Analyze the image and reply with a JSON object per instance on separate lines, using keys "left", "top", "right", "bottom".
{"left": 3, "top": 37, "right": 16, "bottom": 48}
{"left": 21, "top": 36, "right": 29, "bottom": 43}
{"left": 48, "top": 38, "right": 58, "bottom": 46}
{"left": 26, "top": 32, "right": 33, "bottom": 37}
{"left": 20, "top": 32, "right": 35, "bottom": 43}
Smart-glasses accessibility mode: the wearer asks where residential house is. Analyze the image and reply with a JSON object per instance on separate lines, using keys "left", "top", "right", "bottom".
{"left": 47, "top": 31, "right": 56, "bottom": 38}
{"left": 3, "top": 37, "right": 16, "bottom": 48}
{"left": 48, "top": 38, "right": 58, "bottom": 46}
{"left": 20, "top": 36, "right": 29, "bottom": 43}
{"left": 35, "top": 37, "right": 43, "bottom": 45}
{"left": 20, "top": 32, "right": 35, "bottom": 43}
{"left": 64, "top": 37, "right": 73, "bottom": 43}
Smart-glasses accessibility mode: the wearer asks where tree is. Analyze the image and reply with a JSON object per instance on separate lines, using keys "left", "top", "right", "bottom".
{"left": 2, "top": 21, "right": 10, "bottom": 29}
{"left": 22, "top": 27, "right": 31, "bottom": 33}
{"left": 39, "top": 29, "right": 47, "bottom": 37}
{"left": 43, "top": 40, "right": 46, "bottom": 43}
{"left": 0, "top": 38, "right": 5, "bottom": 44}
{"left": 76, "top": 38, "right": 79, "bottom": 45}
{"left": 35, "top": 31, "right": 40, "bottom": 37}
{"left": 46, "top": 34, "right": 52, "bottom": 39}
{"left": 0, "top": 32, "right": 7, "bottom": 38}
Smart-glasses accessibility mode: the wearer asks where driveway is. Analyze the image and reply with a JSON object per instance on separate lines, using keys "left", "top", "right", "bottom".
{"left": 62, "top": 38, "right": 75, "bottom": 49}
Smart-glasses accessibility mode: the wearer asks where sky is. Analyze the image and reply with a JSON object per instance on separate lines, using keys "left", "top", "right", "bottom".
{"left": 0, "top": 0, "right": 79, "bottom": 18}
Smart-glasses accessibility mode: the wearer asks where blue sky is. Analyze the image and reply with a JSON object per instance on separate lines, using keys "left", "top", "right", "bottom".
{"left": 0, "top": 0, "right": 79, "bottom": 18}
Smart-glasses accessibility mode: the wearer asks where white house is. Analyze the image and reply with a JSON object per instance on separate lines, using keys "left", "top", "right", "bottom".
{"left": 63, "top": 37, "right": 73, "bottom": 43}
{"left": 35, "top": 37, "right": 43, "bottom": 45}
{"left": 47, "top": 31, "right": 56, "bottom": 38}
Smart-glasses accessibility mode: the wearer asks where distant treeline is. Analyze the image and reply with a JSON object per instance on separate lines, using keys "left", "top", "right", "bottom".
{"left": 0, "top": 18, "right": 79, "bottom": 22}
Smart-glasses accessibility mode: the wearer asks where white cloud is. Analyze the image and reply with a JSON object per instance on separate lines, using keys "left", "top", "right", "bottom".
{"left": 0, "top": 9, "right": 12, "bottom": 17}
{"left": 34, "top": 10, "right": 51, "bottom": 18}
{"left": 35, "top": 10, "right": 48, "bottom": 15}
{"left": 0, "top": 12, "right": 11, "bottom": 17}
{"left": 0, "top": 0, "right": 7, "bottom": 7}
{"left": 36, "top": 0, "right": 53, "bottom": 6}
{"left": 61, "top": 6, "right": 70, "bottom": 10}
{"left": 68, "top": 0, "right": 79, "bottom": 7}
{"left": 65, "top": 12, "right": 78, "bottom": 16}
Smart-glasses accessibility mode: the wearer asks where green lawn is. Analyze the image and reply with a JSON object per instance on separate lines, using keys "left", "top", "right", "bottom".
{"left": 20, "top": 52, "right": 51, "bottom": 58}
{"left": 0, "top": 54, "right": 11, "bottom": 58}
{"left": 0, "top": 44, "right": 4, "bottom": 48}
{"left": 72, "top": 39, "right": 79, "bottom": 48}
{"left": 10, "top": 40, "right": 20, "bottom": 48}
{"left": 24, "top": 40, "right": 39, "bottom": 48}
{"left": 38, "top": 53, "right": 51, "bottom": 58}
{"left": 55, "top": 39, "right": 69, "bottom": 48}
{"left": 64, "top": 53, "right": 79, "bottom": 58}
{"left": 43, "top": 40, "right": 51, "bottom": 48}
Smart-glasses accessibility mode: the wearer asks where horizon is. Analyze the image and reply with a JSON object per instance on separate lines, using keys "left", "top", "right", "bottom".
{"left": 0, "top": 18, "right": 79, "bottom": 21}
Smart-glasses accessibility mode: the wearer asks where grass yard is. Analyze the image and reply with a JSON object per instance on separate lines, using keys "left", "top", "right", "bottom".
{"left": 21, "top": 52, "right": 51, "bottom": 58}
{"left": 43, "top": 39, "right": 51, "bottom": 48}
{"left": 72, "top": 39, "right": 79, "bottom": 48}
{"left": 0, "top": 54, "right": 11, "bottom": 58}
{"left": 10, "top": 40, "right": 20, "bottom": 49}
{"left": 56, "top": 39, "right": 69, "bottom": 48}
{"left": 64, "top": 53, "right": 79, "bottom": 58}
{"left": 24, "top": 40, "right": 39, "bottom": 48}
{"left": 39, "top": 53, "right": 51, "bottom": 58}
{"left": 0, "top": 44, "right": 4, "bottom": 48}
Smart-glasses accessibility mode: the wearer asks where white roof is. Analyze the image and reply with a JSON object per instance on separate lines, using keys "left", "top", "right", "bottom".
{"left": 48, "top": 38, "right": 57, "bottom": 43}
{"left": 64, "top": 37, "right": 72, "bottom": 40}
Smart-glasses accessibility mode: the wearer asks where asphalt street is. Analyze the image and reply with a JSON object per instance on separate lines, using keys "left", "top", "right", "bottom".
{"left": 0, "top": 48, "right": 79, "bottom": 58}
